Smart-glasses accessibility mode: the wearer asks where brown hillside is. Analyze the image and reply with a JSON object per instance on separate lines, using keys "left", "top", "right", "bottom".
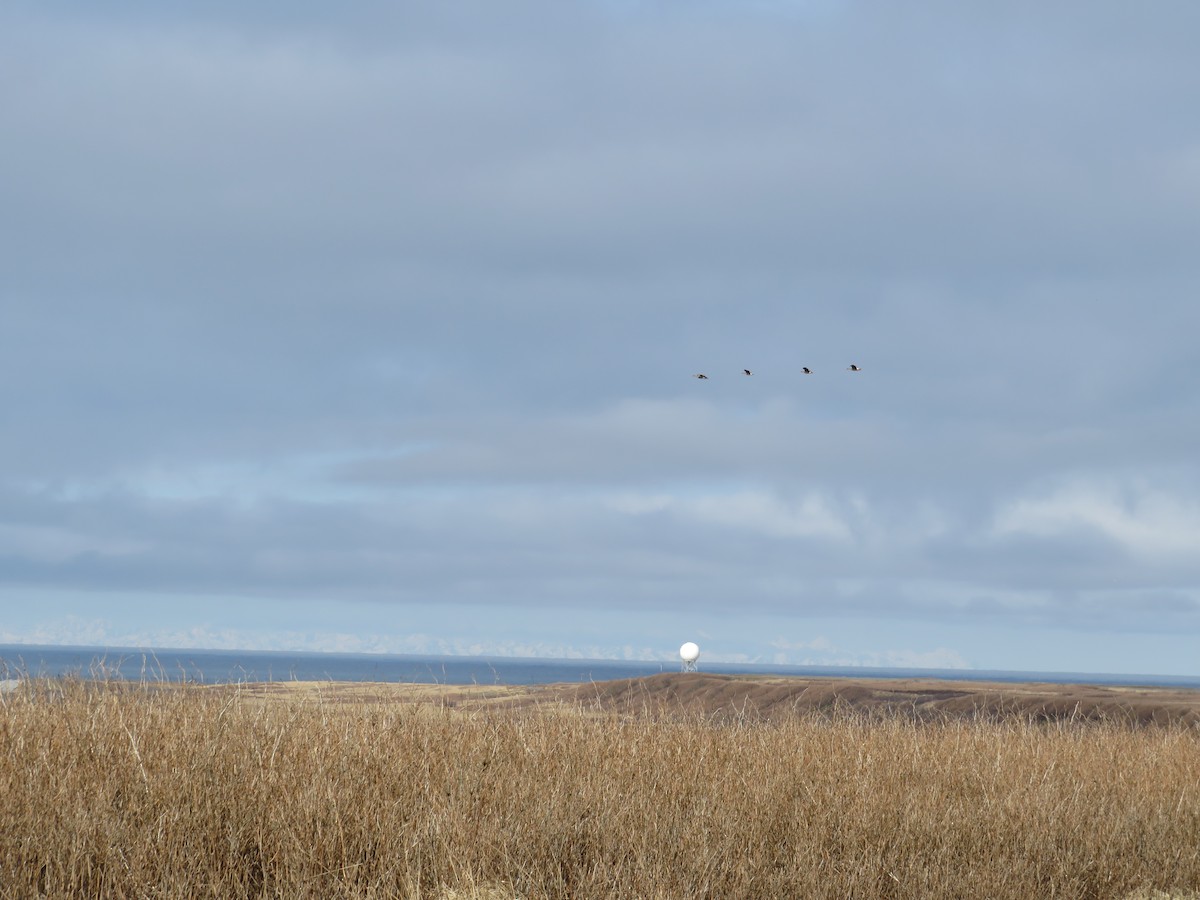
{"left": 561, "top": 672, "right": 1200, "bottom": 726}
{"left": 206, "top": 672, "right": 1200, "bottom": 727}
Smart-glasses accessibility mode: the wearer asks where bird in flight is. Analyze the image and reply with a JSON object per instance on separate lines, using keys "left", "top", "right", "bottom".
{"left": 691, "top": 364, "right": 861, "bottom": 378}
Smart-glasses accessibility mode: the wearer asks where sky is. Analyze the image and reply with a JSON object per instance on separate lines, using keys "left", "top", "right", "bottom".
{"left": 2, "top": 1, "right": 1199, "bottom": 675}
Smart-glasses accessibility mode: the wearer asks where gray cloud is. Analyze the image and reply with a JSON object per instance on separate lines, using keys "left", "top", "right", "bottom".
{"left": 2, "top": 1, "right": 1199, "bottom": 669}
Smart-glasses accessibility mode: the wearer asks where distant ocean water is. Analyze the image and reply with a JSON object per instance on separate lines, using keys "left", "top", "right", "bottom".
{"left": 1, "top": 644, "right": 1198, "bottom": 689}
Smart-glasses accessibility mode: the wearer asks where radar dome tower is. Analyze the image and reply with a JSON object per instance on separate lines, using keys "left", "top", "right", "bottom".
{"left": 679, "top": 641, "right": 700, "bottom": 673}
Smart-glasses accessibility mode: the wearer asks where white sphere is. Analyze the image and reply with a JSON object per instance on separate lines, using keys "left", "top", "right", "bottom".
{"left": 679, "top": 641, "right": 700, "bottom": 662}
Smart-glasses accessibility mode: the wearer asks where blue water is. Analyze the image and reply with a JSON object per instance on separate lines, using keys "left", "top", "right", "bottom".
{"left": 1, "top": 644, "right": 1197, "bottom": 689}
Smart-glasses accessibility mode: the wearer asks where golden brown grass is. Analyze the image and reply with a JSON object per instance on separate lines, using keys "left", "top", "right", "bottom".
{"left": 2, "top": 677, "right": 1199, "bottom": 899}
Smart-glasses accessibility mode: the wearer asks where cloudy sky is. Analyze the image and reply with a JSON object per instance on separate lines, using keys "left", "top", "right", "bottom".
{"left": 3, "top": 1, "right": 1199, "bottom": 674}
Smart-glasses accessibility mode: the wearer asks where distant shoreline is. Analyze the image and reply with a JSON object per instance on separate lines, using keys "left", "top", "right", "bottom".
{"left": 1, "top": 642, "right": 1197, "bottom": 690}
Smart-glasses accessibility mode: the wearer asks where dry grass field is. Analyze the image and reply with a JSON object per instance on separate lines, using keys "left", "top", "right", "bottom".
{"left": 2, "top": 674, "right": 1199, "bottom": 899}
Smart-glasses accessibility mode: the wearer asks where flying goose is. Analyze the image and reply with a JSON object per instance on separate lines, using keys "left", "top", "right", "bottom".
{"left": 743, "top": 369, "right": 753, "bottom": 376}
{"left": 847, "top": 364, "right": 862, "bottom": 372}
{"left": 693, "top": 373, "right": 709, "bottom": 379}
{"left": 802, "top": 367, "right": 812, "bottom": 374}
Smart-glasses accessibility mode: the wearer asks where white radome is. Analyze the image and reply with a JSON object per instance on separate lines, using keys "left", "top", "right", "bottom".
{"left": 679, "top": 641, "right": 700, "bottom": 662}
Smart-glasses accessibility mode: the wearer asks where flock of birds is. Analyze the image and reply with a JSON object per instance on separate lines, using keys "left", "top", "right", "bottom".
{"left": 692, "top": 365, "right": 862, "bottom": 379}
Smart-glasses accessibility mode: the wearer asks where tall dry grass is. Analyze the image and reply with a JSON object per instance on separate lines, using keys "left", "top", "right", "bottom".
{"left": 1, "top": 678, "right": 1198, "bottom": 899}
